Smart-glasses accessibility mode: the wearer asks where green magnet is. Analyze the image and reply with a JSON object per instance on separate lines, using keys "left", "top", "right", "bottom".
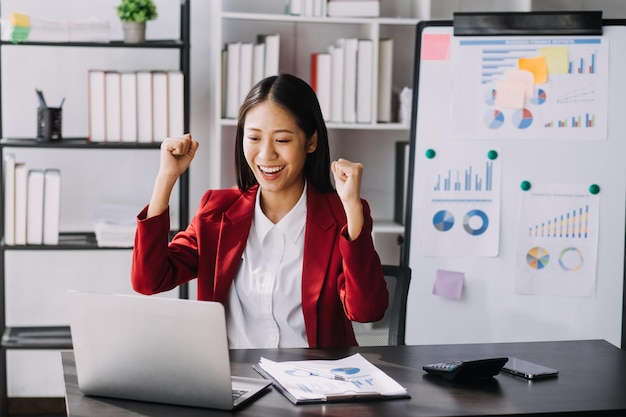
{"left": 589, "top": 184, "right": 600, "bottom": 195}
{"left": 487, "top": 150, "right": 498, "bottom": 160}
{"left": 520, "top": 180, "right": 531, "bottom": 191}
{"left": 425, "top": 149, "right": 436, "bottom": 159}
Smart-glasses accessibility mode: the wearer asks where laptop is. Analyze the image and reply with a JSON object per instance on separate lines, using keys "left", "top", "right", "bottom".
{"left": 67, "top": 290, "right": 271, "bottom": 410}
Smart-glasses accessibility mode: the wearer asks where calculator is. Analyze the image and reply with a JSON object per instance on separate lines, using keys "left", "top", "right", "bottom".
{"left": 423, "top": 357, "right": 509, "bottom": 382}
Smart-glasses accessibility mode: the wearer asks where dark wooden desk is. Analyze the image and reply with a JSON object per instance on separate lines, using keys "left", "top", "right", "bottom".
{"left": 62, "top": 339, "right": 626, "bottom": 416}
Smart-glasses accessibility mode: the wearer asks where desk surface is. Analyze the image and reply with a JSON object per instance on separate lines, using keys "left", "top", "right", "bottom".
{"left": 62, "top": 339, "right": 626, "bottom": 416}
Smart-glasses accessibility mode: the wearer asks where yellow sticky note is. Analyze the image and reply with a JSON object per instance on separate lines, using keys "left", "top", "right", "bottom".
{"left": 518, "top": 56, "right": 548, "bottom": 84}
{"left": 9, "top": 13, "right": 30, "bottom": 28}
{"left": 539, "top": 46, "right": 569, "bottom": 74}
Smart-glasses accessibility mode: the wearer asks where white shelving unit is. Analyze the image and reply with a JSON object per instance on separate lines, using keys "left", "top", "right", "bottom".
{"left": 0, "top": 1, "right": 190, "bottom": 412}
{"left": 209, "top": 1, "right": 424, "bottom": 264}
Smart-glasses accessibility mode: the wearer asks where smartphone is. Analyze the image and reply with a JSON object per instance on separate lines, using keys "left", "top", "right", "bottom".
{"left": 501, "top": 357, "right": 559, "bottom": 379}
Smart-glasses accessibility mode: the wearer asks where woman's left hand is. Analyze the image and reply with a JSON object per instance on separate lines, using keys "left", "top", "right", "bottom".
{"left": 331, "top": 158, "right": 364, "bottom": 240}
{"left": 331, "top": 158, "right": 363, "bottom": 204}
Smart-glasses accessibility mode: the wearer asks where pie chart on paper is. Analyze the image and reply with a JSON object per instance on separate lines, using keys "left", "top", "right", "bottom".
{"left": 530, "top": 88, "right": 547, "bottom": 105}
{"left": 485, "top": 109, "right": 505, "bottom": 129}
{"left": 526, "top": 246, "right": 550, "bottom": 270}
{"left": 512, "top": 108, "right": 533, "bottom": 129}
{"left": 484, "top": 88, "right": 496, "bottom": 105}
{"left": 433, "top": 210, "right": 454, "bottom": 232}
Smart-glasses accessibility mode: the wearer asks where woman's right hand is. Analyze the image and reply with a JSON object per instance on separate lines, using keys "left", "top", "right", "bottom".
{"left": 147, "top": 134, "right": 199, "bottom": 219}
{"left": 158, "top": 134, "right": 199, "bottom": 179}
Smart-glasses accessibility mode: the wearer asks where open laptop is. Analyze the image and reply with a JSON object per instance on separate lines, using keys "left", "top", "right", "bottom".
{"left": 67, "top": 290, "right": 271, "bottom": 410}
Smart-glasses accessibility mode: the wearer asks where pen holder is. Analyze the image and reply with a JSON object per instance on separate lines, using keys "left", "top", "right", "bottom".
{"left": 37, "top": 107, "right": 62, "bottom": 142}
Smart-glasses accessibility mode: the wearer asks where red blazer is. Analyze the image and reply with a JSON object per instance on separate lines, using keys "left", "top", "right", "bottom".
{"left": 131, "top": 183, "right": 388, "bottom": 348}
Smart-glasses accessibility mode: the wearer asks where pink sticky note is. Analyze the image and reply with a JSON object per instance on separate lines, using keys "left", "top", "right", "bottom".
{"left": 433, "top": 269, "right": 464, "bottom": 299}
{"left": 421, "top": 34, "right": 451, "bottom": 61}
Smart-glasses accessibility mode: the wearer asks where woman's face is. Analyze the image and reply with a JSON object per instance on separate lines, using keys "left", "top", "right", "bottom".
{"left": 243, "top": 101, "right": 317, "bottom": 199}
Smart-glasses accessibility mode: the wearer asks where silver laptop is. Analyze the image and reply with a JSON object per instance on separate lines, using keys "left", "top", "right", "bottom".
{"left": 67, "top": 290, "right": 271, "bottom": 410}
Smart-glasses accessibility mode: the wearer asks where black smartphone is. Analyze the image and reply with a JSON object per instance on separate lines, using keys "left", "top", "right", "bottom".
{"left": 501, "top": 357, "right": 558, "bottom": 379}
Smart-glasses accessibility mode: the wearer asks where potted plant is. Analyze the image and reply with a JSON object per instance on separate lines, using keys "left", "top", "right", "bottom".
{"left": 116, "top": 0, "right": 158, "bottom": 43}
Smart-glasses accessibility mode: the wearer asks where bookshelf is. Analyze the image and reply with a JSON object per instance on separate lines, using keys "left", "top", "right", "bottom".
{"left": 0, "top": 1, "right": 190, "bottom": 413}
{"left": 210, "top": 1, "right": 423, "bottom": 265}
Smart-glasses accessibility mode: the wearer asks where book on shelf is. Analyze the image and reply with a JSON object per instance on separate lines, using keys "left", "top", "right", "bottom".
{"left": 288, "top": 0, "right": 325, "bottom": 16}
{"left": 327, "top": 0, "right": 380, "bottom": 17}
{"left": 89, "top": 69, "right": 183, "bottom": 143}
{"left": 328, "top": 43, "right": 344, "bottom": 123}
{"left": 104, "top": 70, "right": 122, "bottom": 143}
{"left": 254, "top": 353, "right": 408, "bottom": 404}
{"left": 221, "top": 49, "right": 227, "bottom": 118}
{"left": 239, "top": 42, "right": 254, "bottom": 106}
{"left": 377, "top": 38, "right": 394, "bottom": 123}
{"left": 289, "top": 0, "right": 302, "bottom": 16}
{"left": 356, "top": 38, "right": 374, "bottom": 123}
{"left": 136, "top": 70, "right": 153, "bottom": 143}
{"left": 43, "top": 169, "right": 61, "bottom": 245}
{"left": 311, "top": 52, "right": 332, "bottom": 122}
{"left": 87, "top": 69, "right": 106, "bottom": 143}
{"left": 14, "top": 162, "right": 28, "bottom": 245}
{"left": 225, "top": 41, "right": 241, "bottom": 119}
{"left": 26, "top": 169, "right": 45, "bottom": 245}
{"left": 167, "top": 70, "right": 185, "bottom": 137}
{"left": 394, "top": 141, "right": 410, "bottom": 225}
{"left": 258, "top": 34, "right": 280, "bottom": 78}
{"left": 223, "top": 34, "right": 280, "bottom": 118}
{"left": 339, "top": 38, "right": 358, "bottom": 124}
{"left": 3, "top": 153, "right": 16, "bottom": 245}
{"left": 252, "top": 42, "right": 266, "bottom": 85}
{"left": 120, "top": 71, "right": 138, "bottom": 142}
{"left": 152, "top": 70, "right": 169, "bottom": 142}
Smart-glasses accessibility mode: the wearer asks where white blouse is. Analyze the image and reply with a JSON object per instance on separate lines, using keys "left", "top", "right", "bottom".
{"left": 225, "top": 184, "right": 308, "bottom": 348}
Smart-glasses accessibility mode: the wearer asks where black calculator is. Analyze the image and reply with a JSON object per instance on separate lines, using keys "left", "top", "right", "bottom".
{"left": 423, "top": 357, "right": 508, "bottom": 382}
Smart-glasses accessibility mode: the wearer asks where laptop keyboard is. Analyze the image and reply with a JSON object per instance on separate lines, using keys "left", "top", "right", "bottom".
{"left": 232, "top": 389, "right": 248, "bottom": 401}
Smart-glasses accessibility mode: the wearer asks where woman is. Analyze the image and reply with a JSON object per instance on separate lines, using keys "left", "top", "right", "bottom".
{"left": 132, "top": 74, "right": 388, "bottom": 348}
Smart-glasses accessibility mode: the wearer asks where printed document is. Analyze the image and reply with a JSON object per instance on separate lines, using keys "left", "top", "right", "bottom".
{"left": 255, "top": 353, "right": 408, "bottom": 404}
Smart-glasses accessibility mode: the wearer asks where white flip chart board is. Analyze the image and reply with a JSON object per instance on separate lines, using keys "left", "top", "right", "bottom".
{"left": 403, "top": 13, "right": 626, "bottom": 348}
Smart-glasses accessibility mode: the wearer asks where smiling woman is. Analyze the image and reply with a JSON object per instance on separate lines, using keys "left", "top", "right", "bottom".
{"left": 131, "top": 73, "right": 388, "bottom": 350}
{"left": 241, "top": 101, "right": 316, "bottom": 223}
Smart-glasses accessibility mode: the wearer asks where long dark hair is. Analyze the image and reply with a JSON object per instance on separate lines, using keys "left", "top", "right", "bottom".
{"left": 235, "top": 73, "right": 334, "bottom": 193}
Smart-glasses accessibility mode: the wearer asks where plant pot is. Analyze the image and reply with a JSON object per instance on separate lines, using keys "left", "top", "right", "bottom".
{"left": 122, "top": 21, "right": 146, "bottom": 43}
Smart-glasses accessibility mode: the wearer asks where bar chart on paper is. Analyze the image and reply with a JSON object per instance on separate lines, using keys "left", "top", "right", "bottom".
{"left": 527, "top": 204, "right": 590, "bottom": 239}
{"left": 417, "top": 146, "right": 501, "bottom": 257}
{"left": 433, "top": 160, "right": 494, "bottom": 193}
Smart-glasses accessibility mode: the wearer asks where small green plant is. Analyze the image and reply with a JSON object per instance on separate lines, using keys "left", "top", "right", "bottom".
{"left": 116, "top": 0, "right": 158, "bottom": 23}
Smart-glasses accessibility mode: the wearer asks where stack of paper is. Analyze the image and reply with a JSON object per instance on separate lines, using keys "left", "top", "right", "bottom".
{"left": 93, "top": 203, "right": 140, "bottom": 248}
{"left": 0, "top": 13, "right": 110, "bottom": 43}
{"left": 255, "top": 353, "right": 408, "bottom": 404}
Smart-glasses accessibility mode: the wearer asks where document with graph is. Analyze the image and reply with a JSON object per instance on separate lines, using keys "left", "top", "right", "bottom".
{"left": 515, "top": 183, "right": 599, "bottom": 297}
{"left": 254, "top": 353, "right": 409, "bottom": 404}
{"left": 449, "top": 34, "right": 609, "bottom": 141}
